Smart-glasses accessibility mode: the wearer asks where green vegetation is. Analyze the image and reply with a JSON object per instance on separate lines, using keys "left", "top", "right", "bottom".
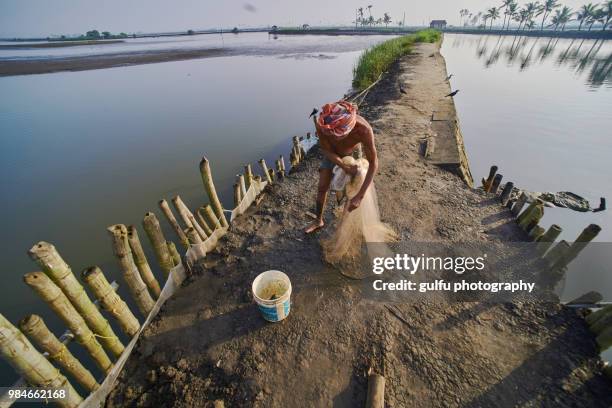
{"left": 352, "top": 29, "right": 440, "bottom": 90}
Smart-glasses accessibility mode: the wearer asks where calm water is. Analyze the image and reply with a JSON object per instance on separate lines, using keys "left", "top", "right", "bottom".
{"left": 442, "top": 34, "right": 612, "bottom": 360}
{"left": 442, "top": 34, "right": 611, "bottom": 245}
{"left": 0, "top": 32, "right": 393, "bottom": 385}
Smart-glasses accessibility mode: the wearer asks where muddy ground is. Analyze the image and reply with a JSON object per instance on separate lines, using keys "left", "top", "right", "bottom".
{"left": 106, "top": 42, "right": 612, "bottom": 407}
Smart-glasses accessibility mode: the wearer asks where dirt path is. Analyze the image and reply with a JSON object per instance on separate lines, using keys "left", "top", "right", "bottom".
{"left": 106, "top": 42, "right": 611, "bottom": 407}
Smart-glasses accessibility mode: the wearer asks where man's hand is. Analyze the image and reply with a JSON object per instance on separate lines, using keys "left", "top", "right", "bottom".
{"left": 343, "top": 164, "right": 359, "bottom": 176}
{"left": 347, "top": 195, "right": 363, "bottom": 212}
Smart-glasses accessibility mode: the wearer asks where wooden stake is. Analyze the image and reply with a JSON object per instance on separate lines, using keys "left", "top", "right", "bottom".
{"left": 185, "top": 227, "right": 203, "bottom": 245}
{"left": 366, "top": 369, "right": 385, "bottom": 408}
{"left": 23, "top": 272, "right": 112, "bottom": 373}
{"left": 489, "top": 174, "right": 503, "bottom": 195}
{"left": 518, "top": 203, "right": 544, "bottom": 232}
{"left": 195, "top": 209, "right": 214, "bottom": 236}
{"left": 233, "top": 183, "right": 241, "bottom": 208}
{"left": 172, "top": 195, "right": 208, "bottom": 241}
{"left": 199, "top": 157, "right": 229, "bottom": 227}
{"left": 552, "top": 224, "right": 601, "bottom": 270}
{"left": 276, "top": 159, "right": 284, "bottom": 179}
{"left": 28, "top": 242, "right": 124, "bottom": 358}
{"left": 0, "top": 314, "right": 82, "bottom": 408}
{"left": 596, "top": 326, "right": 612, "bottom": 352}
{"left": 82, "top": 266, "right": 140, "bottom": 337}
{"left": 167, "top": 241, "right": 181, "bottom": 267}
{"left": 107, "top": 224, "right": 155, "bottom": 317}
{"left": 127, "top": 226, "right": 161, "bottom": 299}
{"left": 19, "top": 314, "right": 99, "bottom": 392}
{"left": 499, "top": 182, "right": 514, "bottom": 206}
{"left": 543, "top": 240, "right": 570, "bottom": 266}
{"left": 511, "top": 193, "right": 528, "bottom": 216}
{"left": 142, "top": 212, "right": 174, "bottom": 277}
{"left": 528, "top": 225, "right": 545, "bottom": 241}
{"left": 238, "top": 174, "right": 247, "bottom": 197}
{"left": 483, "top": 165, "right": 498, "bottom": 191}
{"left": 259, "top": 158, "right": 273, "bottom": 184}
{"left": 159, "top": 199, "right": 190, "bottom": 249}
{"left": 244, "top": 164, "right": 254, "bottom": 191}
{"left": 517, "top": 199, "right": 542, "bottom": 225}
{"left": 279, "top": 155, "right": 286, "bottom": 174}
{"left": 268, "top": 168, "right": 276, "bottom": 182}
{"left": 201, "top": 205, "right": 222, "bottom": 230}
{"left": 535, "top": 224, "right": 562, "bottom": 256}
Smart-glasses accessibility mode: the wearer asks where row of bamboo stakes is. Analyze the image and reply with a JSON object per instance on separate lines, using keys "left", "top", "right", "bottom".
{"left": 0, "top": 134, "right": 312, "bottom": 407}
{"left": 482, "top": 165, "right": 612, "bottom": 365}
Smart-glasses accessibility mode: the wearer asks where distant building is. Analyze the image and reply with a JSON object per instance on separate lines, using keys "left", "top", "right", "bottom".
{"left": 430, "top": 20, "right": 447, "bottom": 29}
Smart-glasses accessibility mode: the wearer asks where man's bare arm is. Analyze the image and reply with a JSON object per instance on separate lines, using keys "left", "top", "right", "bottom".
{"left": 355, "top": 126, "right": 378, "bottom": 200}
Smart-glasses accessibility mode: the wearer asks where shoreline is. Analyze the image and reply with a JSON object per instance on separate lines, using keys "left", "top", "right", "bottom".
{"left": 105, "top": 41, "right": 611, "bottom": 406}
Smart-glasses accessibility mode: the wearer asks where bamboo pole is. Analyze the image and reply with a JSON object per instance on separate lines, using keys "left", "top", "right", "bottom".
{"left": 19, "top": 314, "right": 99, "bottom": 393}
{"left": 518, "top": 203, "right": 544, "bottom": 232}
{"left": 276, "top": 159, "right": 284, "bottom": 179}
{"left": 543, "top": 240, "right": 570, "bottom": 267}
{"left": 233, "top": 183, "right": 242, "bottom": 208}
{"left": 551, "top": 224, "right": 601, "bottom": 271}
{"left": 535, "top": 224, "right": 562, "bottom": 256}
{"left": 0, "top": 314, "right": 82, "bottom": 408}
{"left": 167, "top": 241, "right": 181, "bottom": 267}
{"left": 499, "top": 182, "right": 514, "bottom": 206}
{"left": 142, "top": 212, "right": 174, "bottom": 277}
{"left": 365, "top": 369, "right": 385, "bottom": 408}
{"left": 173, "top": 195, "right": 208, "bottom": 241}
{"left": 28, "top": 241, "right": 124, "bottom": 358}
{"left": 528, "top": 225, "right": 545, "bottom": 241}
{"left": 483, "top": 165, "right": 498, "bottom": 191}
{"left": 201, "top": 205, "right": 222, "bottom": 230}
{"left": 159, "top": 199, "right": 190, "bottom": 249}
{"left": 244, "top": 164, "right": 254, "bottom": 191}
{"left": 195, "top": 209, "right": 214, "bottom": 236}
{"left": 238, "top": 174, "right": 247, "bottom": 197}
{"left": 259, "top": 158, "right": 273, "bottom": 183}
{"left": 199, "top": 157, "right": 229, "bottom": 227}
{"left": 23, "top": 272, "right": 112, "bottom": 373}
{"left": 82, "top": 266, "right": 140, "bottom": 337}
{"left": 511, "top": 193, "right": 528, "bottom": 216}
{"left": 127, "top": 226, "right": 161, "bottom": 299}
{"left": 596, "top": 326, "right": 612, "bottom": 352}
{"left": 587, "top": 305, "right": 612, "bottom": 325}
{"left": 489, "top": 174, "right": 503, "bottom": 195}
{"left": 185, "top": 227, "right": 203, "bottom": 245}
{"left": 107, "top": 224, "right": 155, "bottom": 317}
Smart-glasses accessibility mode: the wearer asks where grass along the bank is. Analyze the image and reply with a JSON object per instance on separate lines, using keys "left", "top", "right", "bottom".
{"left": 352, "top": 29, "right": 441, "bottom": 90}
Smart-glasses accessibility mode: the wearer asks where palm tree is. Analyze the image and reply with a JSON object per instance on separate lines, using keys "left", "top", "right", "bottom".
{"left": 500, "top": 0, "right": 515, "bottom": 28}
{"left": 383, "top": 12, "right": 392, "bottom": 27}
{"left": 601, "top": 0, "right": 612, "bottom": 30}
{"left": 515, "top": 7, "right": 531, "bottom": 30}
{"left": 486, "top": 7, "right": 500, "bottom": 29}
{"left": 367, "top": 15, "right": 375, "bottom": 27}
{"left": 505, "top": 2, "right": 519, "bottom": 29}
{"left": 590, "top": 7, "right": 605, "bottom": 29}
{"left": 540, "top": 0, "right": 560, "bottom": 29}
{"left": 551, "top": 6, "right": 573, "bottom": 30}
{"left": 367, "top": 5, "right": 373, "bottom": 19}
{"left": 576, "top": 3, "right": 597, "bottom": 30}
{"left": 357, "top": 7, "right": 364, "bottom": 28}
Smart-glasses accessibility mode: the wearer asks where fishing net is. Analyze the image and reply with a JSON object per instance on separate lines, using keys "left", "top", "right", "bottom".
{"left": 322, "top": 157, "right": 397, "bottom": 277}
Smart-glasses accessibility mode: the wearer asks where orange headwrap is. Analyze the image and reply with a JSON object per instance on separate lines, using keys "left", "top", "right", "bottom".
{"left": 317, "top": 100, "right": 357, "bottom": 139}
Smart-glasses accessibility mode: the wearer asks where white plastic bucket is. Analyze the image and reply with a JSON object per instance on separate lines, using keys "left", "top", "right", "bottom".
{"left": 252, "top": 270, "right": 292, "bottom": 322}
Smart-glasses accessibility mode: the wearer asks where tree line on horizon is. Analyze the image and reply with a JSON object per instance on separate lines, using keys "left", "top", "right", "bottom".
{"left": 354, "top": 5, "right": 395, "bottom": 28}
{"left": 459, "top": 0, "right": 612, "bottom": 31}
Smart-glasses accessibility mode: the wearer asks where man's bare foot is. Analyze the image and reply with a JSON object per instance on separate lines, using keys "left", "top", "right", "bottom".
{"left": 305, "top": 219, "right": 325, "bottom": 234}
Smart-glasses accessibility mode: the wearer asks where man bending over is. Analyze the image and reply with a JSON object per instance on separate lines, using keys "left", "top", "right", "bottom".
{"left": 305, "top": 100, "right": 378, "bottom": 234}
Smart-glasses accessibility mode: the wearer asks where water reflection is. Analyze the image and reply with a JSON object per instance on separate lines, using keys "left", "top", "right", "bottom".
{"left": 451, "top": 34, "right": 611, "bottom": 88}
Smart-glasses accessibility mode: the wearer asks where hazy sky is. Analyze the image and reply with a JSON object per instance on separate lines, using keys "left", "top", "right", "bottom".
{"left": 1, "top": 0, "right": 592, "bottom": 38}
